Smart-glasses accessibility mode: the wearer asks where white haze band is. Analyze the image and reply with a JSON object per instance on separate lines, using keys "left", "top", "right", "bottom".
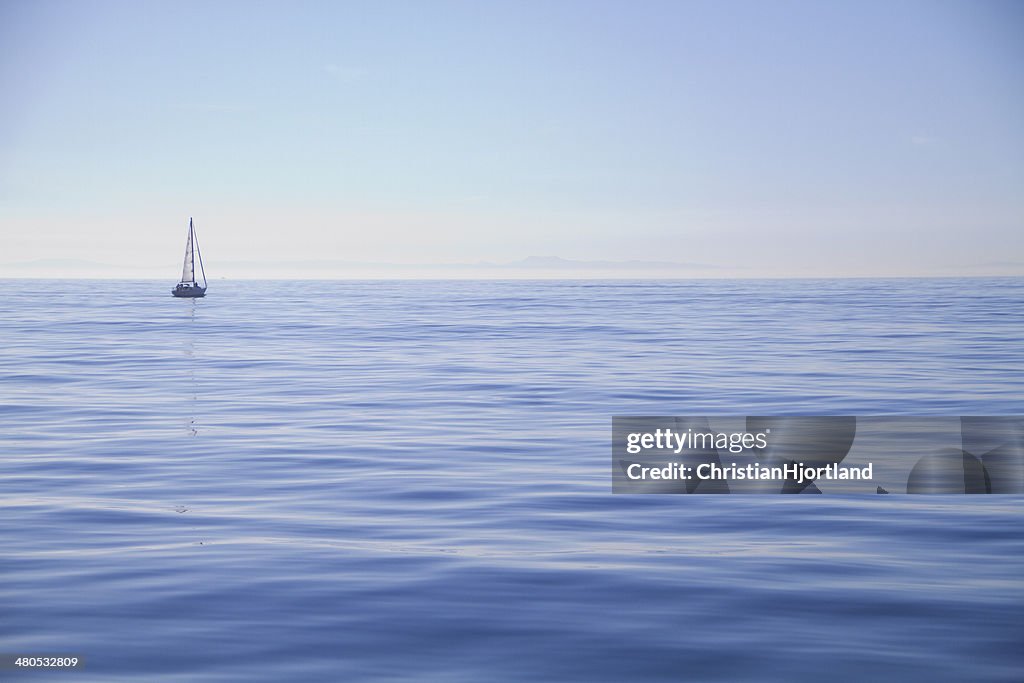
{"left": 625, "top": 462, "right": 874, "bottom": 484}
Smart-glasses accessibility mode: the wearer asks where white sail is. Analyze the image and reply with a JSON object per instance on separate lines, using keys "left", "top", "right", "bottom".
{"left": 192, "top": 221, "right": 206, "bottom": 287}
{"left": 181, "top": 225, "right": 195, "bottom": 283}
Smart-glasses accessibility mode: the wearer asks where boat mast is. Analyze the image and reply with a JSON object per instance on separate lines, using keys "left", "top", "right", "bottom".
{"left": 189, "top": 217, "right": 196, "bottom": 285}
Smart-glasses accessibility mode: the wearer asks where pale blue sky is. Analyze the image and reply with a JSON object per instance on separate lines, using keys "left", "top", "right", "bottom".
{"left": 1, "top": 0, "right": 1022, "bottom": 277}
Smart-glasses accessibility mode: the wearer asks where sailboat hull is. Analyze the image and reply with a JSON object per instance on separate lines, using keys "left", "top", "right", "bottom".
{"left": 172, "top": 285, "right": 206, "bottom": 298}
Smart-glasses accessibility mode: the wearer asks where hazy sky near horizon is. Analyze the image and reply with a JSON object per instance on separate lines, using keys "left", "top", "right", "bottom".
{"left": 1, "top": 0, "right": 1022, "bottom": 277}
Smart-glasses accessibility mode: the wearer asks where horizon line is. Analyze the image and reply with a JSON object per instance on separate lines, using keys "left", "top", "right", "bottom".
{"left": 3, "top": 274, "right": 1022, "bottom": 282}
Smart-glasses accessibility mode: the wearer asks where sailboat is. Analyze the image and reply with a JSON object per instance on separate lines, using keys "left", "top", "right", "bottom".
{"left": 171, "top": 217, "right": 207, "bottom": 297}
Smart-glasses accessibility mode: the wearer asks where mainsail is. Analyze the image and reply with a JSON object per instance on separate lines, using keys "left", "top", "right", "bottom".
{"left": 178, "top": 218, "right": 206, "bottom": 287}
{"left": 182, "top": 223, "right": 195, "bottom": 283}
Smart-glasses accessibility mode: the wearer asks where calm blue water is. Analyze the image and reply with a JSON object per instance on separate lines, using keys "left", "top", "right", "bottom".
{"left": 2, "top": 278, "right": 1022, "bottom": 682}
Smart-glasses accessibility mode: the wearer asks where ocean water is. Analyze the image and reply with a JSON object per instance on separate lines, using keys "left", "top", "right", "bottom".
{"left": 1, "top": 278, "right": 1022, "bottom": 682}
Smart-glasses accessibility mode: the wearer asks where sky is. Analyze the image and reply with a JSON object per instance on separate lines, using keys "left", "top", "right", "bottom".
{"left": 1, "top": 0, "right": 1022, "bottom": 278}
